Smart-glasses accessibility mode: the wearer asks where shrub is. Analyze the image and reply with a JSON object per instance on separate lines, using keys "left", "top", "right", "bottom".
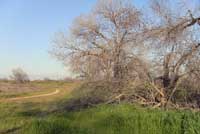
{"left": 65, "top": 81, "right": 124, "bottom": 111}
{"left": 10, "top": 68, "right": 30, "bottom": 83}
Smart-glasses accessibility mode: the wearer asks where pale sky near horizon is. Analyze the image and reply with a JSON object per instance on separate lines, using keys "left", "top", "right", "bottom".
{"left": 0, "top": 0, "right": 174, "bottom": 79}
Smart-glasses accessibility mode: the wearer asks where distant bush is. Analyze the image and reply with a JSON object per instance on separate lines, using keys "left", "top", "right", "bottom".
{"left": 10, "top": 68, "right": 30, "bottom": 83}
{"left": 43, "top": 77, "right": 53, "bottom": 81}
{"left": 62, "top": 77, "right": 74, "bottom": 82}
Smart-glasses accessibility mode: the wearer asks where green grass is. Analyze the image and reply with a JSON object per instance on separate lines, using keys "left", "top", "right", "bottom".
{"left": 1, "top": 81, "right": 200, "bottom": 134}
{"left": 21, "top": 104, "right": 200, "bottom": 134}
{"left": 0, "top": 81, "right": 77, "bottom": 133}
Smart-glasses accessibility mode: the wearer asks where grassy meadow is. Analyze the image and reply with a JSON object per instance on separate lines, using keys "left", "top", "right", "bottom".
{"left": 0, "top": 81, "right": 76, "bottom": 133}
{"left": 0, "top": 81, "right": 200, "bottom": 134}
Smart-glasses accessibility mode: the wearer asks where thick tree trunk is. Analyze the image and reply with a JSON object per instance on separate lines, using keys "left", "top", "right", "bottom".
{"left": 162, "top": 54, "right": 171, "bottom": 88}
{"left": 113, "top": 45, "right": 125, "bottom": 80}
{"left": 113, "top": 61, "right": 125, "bottom": 80}
{"left": 169, "top": 75, "right": 179, "bottom": 89}
{"left": 113, "top": 62, "right": 121, "bottom": 79}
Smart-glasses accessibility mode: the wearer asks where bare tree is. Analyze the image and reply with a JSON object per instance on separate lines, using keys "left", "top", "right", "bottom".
{"left": 51, "top": 0, "right": 200, "bottom": 108}
{"left": 11, "top": 68, "right": 30, "bottom": 83}
{"left": 52, "top": 0, "right": 149, "bottom": 82}
{"left": 146, "top": 0, "right": 200, "bottom": 106}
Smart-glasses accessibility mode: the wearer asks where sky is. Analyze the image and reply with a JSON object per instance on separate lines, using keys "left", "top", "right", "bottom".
{"left": 0, "top": 0, "right": 98, "bottom": 79}
{"left": 0, "top": 0, "right": 146, "bottom": 79}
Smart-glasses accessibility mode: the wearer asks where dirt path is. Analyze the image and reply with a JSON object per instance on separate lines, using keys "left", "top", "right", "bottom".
{"left": 1, "top": 89, "right": 60, "bottom": 102}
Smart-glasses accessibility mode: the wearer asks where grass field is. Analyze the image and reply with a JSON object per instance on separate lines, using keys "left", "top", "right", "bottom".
{"left": 0, "top": 81, "right": 76, "bottom": 134}
{"left": 1, "top": 81, "right": 200, "bottom": 134}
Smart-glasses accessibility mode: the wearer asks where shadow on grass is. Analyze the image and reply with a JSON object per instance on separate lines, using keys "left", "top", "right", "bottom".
{"left": 17, "top": 109, "right": 49, "bottom": 117}
{"left": 0, "top": 127, "right": 21, "bottom": 134}
{"left": 22, "top": 119, "right": 92, "bottom": 134}
{"left": 16, "top": 100, "right": 70, "bottom": 118}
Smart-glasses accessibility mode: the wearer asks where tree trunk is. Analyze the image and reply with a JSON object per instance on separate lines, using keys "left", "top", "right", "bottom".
{"left": 162, "top": 54, "right": 171, "bottom": 88}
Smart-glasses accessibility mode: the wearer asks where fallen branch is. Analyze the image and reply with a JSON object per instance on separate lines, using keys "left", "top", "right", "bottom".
{"left": 150, "top": 83, "right": 165, "bottom": 97}
{"left": 105, "top": 94, "right": 125, "bottom": 104}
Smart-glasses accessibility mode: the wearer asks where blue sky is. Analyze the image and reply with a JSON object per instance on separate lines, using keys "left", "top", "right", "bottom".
{"left": 0, "top": 0, "right": 97, "bottom": 79}
{"left": 0, "top": 0, "right": 146, "bottom": 79}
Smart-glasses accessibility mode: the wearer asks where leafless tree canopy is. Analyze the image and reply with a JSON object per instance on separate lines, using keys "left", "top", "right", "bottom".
{"left": 52, "top": 0, "right": 150, "bottom": 81}
{"left": 148, "top": 0, "right": 200, "bottom": 99}
{"left": 52, "top": 0, "right": 200, "bottom": 108}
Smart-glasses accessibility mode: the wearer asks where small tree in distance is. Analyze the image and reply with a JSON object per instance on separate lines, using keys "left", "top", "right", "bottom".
{"left": 11, "top": 68, "right": 30, "bottom": 83}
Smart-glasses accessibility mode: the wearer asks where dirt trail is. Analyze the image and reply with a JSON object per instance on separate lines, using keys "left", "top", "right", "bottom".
{"left": 1, "top": 89, "right": 60, "bottom": 102}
